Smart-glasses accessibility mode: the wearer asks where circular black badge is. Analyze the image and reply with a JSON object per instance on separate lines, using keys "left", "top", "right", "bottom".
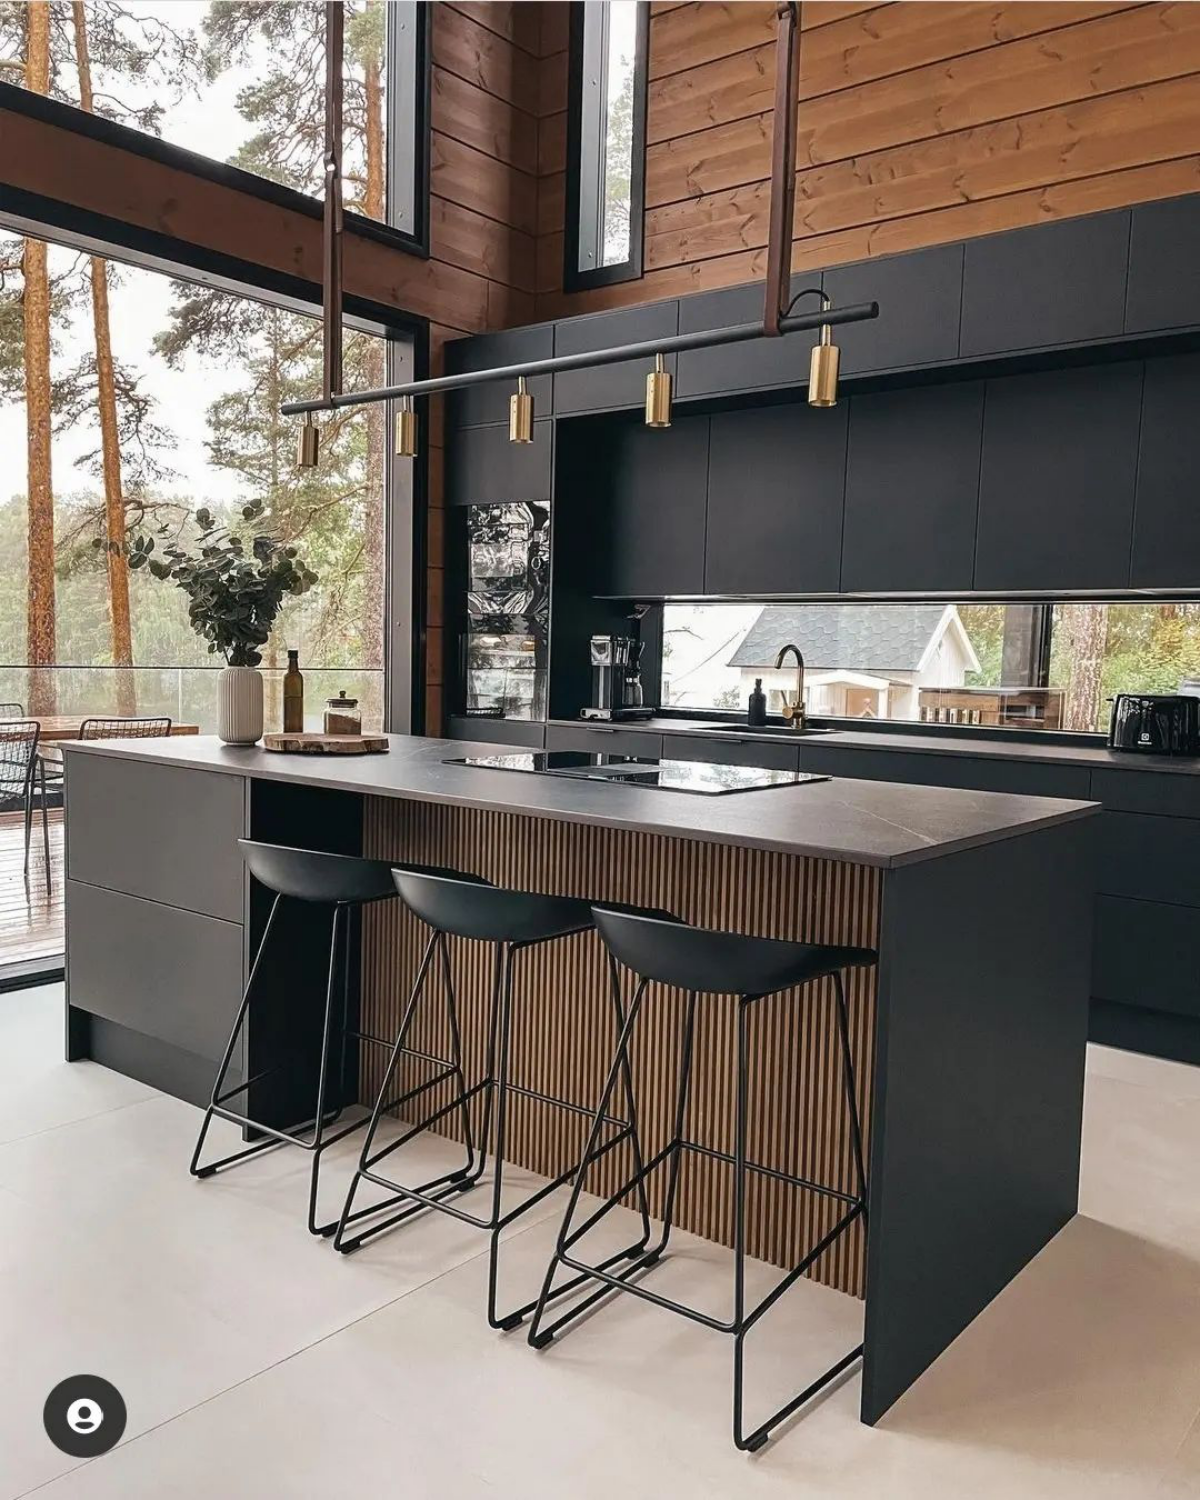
{"left": 43, "top": 1376, "right": 127, "bottom": 1458}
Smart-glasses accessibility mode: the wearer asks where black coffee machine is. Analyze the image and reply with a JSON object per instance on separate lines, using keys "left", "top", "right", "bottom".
{"left": 581, "top": 634, "right": 652, "bottom": 721}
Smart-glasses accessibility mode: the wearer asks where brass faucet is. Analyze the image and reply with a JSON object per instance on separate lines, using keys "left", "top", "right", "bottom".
{"left": 774, "top": 643, "right": 807, "bottom": 731}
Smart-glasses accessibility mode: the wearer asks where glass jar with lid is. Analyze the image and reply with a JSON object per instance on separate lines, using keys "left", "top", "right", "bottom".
{"left": 323, "top": 690, "right": 361, "bottom": 736}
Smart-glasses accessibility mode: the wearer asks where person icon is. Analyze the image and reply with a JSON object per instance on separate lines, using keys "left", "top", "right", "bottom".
{"left": 66, "top": 1399, "right": 104, "bottom": 1434}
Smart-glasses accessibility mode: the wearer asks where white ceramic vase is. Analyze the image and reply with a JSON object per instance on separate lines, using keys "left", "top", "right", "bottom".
{"left": 217, "top": 665, "right": 263, "bottom": 745}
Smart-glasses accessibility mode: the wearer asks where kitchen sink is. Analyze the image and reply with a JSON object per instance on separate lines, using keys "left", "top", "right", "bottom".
{"left": 708, "top": 723, "right": 836, "bottom": 737}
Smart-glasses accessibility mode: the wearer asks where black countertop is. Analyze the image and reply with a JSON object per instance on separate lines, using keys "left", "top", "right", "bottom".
{"left": 554, "top": 716, "right": 1200, "bottom": 775}
{"left": 63, "top": 733, "right": 1097, "bottom": 871}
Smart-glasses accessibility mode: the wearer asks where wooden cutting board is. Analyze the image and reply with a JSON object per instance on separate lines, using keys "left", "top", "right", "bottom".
{"left": 262, "top": 732, "right": 389, "bottom": 755}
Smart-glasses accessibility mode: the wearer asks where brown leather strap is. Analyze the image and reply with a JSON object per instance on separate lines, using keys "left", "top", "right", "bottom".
{"left": 763, "top": 2, "right": 801, "bottom": 337}
{"left": 322, "top": 0, "right": 345, "bottom": 401}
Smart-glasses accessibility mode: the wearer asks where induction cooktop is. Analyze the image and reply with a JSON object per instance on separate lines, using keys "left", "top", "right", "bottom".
{"left": 444, "top": 752, "right": 832, "bottom": 796}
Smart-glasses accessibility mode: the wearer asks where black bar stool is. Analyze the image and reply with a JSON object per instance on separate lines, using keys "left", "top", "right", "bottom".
{"left": 527, "top": 906, "right": 877, "bottom": 1453}
{"left": 333, "top": 872, "right": 659, "bottom": 1332}
{"left": 189, "top": 840, "right": 483, "bottom": 1237}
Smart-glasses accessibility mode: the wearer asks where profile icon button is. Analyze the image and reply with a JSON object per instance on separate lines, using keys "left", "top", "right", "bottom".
{"left": 44, "top": 1376, "right": 127, "bottom": 1457}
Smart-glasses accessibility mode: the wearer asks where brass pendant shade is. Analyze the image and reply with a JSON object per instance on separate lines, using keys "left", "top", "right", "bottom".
{"left": 296, "top": 414, "right": 320, "bottom": 469}
{"left": 645, "top": 353, "right": 672, "bottom": 428}
{"left": 808, "top": 325, "right": 840, "bottom": 408}
{"left": 394, "top": 396, "right": 418, "bottom": 459}
{"left": 509, "top": 376, "right": 534, "bottom": 443}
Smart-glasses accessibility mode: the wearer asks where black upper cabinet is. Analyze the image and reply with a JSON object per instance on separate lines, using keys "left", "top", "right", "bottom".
{"left": 975, "top": 362, "right": 1142, "bottom": 591}
{"left": 960, "top": 212, "right": 1129, "bottom": 357}
{"left": 596, "top": 415, "right": 709, "bottom": 596}
{"left": 553, "top": 301, "right": 679, "bottom": 416}
{"left": 675, "top": 278, "right": 819, "bottom": 399}
{"left": 446, "top": 325, "right": 554, "bottom": 427}
{"left": 1126, "top": 196, "right": 1200, "bottom": 334}
{"left": 447, "top": 419, "right": 552, "bottom": 506}
{"left": 705, "top": 402, "right": 847, "bottom": 594}
{"left": 1131, "top": 353, "right": 1200, "bottom": 588}
{"left": 842, "top": 382, "right": 984, "bottom": 594}
{"left": 824, "top": 244, "right": 962, "bottom": 375}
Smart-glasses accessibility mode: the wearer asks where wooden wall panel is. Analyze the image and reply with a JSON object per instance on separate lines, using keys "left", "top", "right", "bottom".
{"left": 359, "top": 799, "right": 881, "bottom": 1296}
{"left": 529, "top": 0, "right": 1200, "bottom": 318}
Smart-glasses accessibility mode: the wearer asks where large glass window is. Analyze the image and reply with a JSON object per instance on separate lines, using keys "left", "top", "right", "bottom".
{"left": 0, "top": 1, "right": 428, "bottom": 245}
{"left": 0, "top": 229, "right": 392, "bottom": 730}
{"left": 661, "top": 602, "right": 1200, "bottom": 735}
{"left": 564, "top": 1, "right": 649, "bottom": 291}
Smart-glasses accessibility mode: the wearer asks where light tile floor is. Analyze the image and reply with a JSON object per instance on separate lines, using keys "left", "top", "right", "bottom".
{"left": 3, "top": 985, "right": 1200, "bottom": 1499}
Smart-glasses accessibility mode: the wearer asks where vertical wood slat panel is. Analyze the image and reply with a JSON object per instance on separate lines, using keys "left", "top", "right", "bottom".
{"left": 360, "top": 799, "right": 880, "bottom": 1298}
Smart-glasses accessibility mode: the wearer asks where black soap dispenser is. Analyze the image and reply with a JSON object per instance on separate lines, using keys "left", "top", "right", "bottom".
{"left": 748, "top": 677, "right": 767, "bottom": 727}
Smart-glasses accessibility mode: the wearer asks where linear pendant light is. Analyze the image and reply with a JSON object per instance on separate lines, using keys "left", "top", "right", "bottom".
{"left": 291, "top": 2, "right": 873, "bottom": 464}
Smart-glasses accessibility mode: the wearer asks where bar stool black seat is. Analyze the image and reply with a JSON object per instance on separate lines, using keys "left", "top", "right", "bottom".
{"left": 189, "top": 840, "right": 487, "bottom": 1237}
{"left": 333, "top": 872, "right": 665, "bottom": 1332}
{"left": 527, "top": 906, "right": 878, "bottom": 1453}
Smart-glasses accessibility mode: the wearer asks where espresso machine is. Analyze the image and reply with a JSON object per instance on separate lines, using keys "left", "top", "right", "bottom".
{"left": 581, "top": 634, "right": 652, "bottom": 721}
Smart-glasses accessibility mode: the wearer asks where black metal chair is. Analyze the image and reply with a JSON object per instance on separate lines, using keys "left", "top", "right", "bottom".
{"left": 189, "top": 840, "right": 483, "bottom": 1237}
{"left": 527, "top": 906, "right": 877, "bottom": 1453}
{"left": 0, "top": 719, "right": 48, "bottom": 885}
{"left": 332, "top": 872, "right": 658, "bottom": 1333}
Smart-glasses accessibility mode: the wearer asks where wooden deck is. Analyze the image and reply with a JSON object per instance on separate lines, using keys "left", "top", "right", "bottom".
{"left": 0, "top": 808, "right": 64, "bottom": 972}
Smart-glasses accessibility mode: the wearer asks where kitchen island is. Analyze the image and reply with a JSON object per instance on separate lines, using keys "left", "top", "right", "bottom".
{"left": 61, "top": 733, "right": 1097, "bottom": 1427}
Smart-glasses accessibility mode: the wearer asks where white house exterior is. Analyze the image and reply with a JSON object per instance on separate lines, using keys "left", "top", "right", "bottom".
{"left": 727, "top": 604, "right": 981, "bottom": 720}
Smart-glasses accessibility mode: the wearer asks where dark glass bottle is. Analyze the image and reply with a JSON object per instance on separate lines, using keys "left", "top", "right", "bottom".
{"left": 283, "top": 650, "right": 304, "bottom": 732}
{"left": 748, "top": 677, "right": 767, "bottom": 727}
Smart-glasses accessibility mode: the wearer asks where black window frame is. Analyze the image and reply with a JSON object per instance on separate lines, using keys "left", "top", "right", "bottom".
{"left": 0, "top": 0, "right": 431, "bottom": 259}
{"left": 563, "top": 0, "right": 650, "bottom": 294}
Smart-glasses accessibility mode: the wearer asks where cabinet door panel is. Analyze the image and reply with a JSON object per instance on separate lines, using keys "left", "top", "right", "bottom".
{"left": 676, "top": 280, "right": 816, "bottom": 399}
{"left": 66, "top": 754, "right": 245, "bottom": 922}
{"left": 798, "top": 744, "right": 1089, "bottom": 799}
{"left": 1126, "top": 196, "right": 1200, "bottom": 334}
{"left": 1097, "top": 811, "right": 1200, "bottom": 906}
{"left": 1093, "top": 895, "right": 1200, "bottom": 1019}
{"left": 599, "top": 416, "right": 709, "bottom": 595}
{"left": 67, "top": 880, "right": 243, "bottom": 1062}
{"left": 446, "top": 717, "right": 546, "bottom": 748}
{"left": 1090, "top": 765, "right": 1200, "bottom": 820}
{"left": 661, "top": 733, "right": 801, "bottom": 771}
{"left": 1131, "top": 354, "right": 1200, "bottom": 588}
{"left": 960, "top": 212, "right": 1129, "bottom": 357}
{"left": 446, "top": 326, "right": 554, "bottom": 427}
{"left": 554, "top": 302, "right": 678, "bottom": 415}
{"left": 842, "top": 382, "right": 983, "bottom": 593}
{"left": 975, "top": 363, "right": 1141, "bottom": 592}
{"left": 545, "top": 724, "right": 663, "bottom": 758}
{"left": 705, "top": 403, "right": 847, "bottom": 594}
{"left": 447, "top": 420, "right": 552, "bottom": 505}
{"left": 824, "top": 244, "right": 962, "bottom": 375}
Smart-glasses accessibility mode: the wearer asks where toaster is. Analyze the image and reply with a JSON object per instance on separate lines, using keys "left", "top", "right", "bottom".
{"left": 1107, "top": 694, "right": 1200, "bottom": 756}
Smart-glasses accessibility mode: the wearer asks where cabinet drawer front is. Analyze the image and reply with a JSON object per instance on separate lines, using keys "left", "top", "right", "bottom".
{"left": 661, "top": 733, "right": 800, "bottom": 772}
{"left": 67, "top": 880, "right": 244, "bottom": 1062}
{"left": 676, "top": 280, "right": 811, "bottom": 399}
{"left": 1090, "top": 767, "right": 1200, "bottom": 820}
{"left": 446, "top": 326, "right": 553, "bottom": 427}
{"left": 545, "top": 724, "right": 663, "bottom": 759}
{"left": 797, "top": 744, "right": 1090, "bottom": 799}
{"left": 1126, "top": 196, "right": 1200, "bottom": 335}
{"left": 1097, "top": 811, "right": 1200, "bottom": 906}
{"left": 66, "top": 754, "right": 245, "bottom": 922}
{"left": 825, "top": 244, "right": 961, "bottom": 375}
{"left": 1093, "top": 895, "right": 1200, "bottom": 1019}
{"left": 446, "top": 717, "right": 546, "bottom": 749}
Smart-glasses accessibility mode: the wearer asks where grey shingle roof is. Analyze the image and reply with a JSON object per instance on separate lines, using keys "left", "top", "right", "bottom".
{"left": 727, "top": 604, "right": 952, "bottom": 672}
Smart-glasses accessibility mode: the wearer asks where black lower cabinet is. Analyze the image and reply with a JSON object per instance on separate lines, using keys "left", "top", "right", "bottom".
{"left": 660, "top": 733, "right": 800, "bottom": 771}
{"left": 1130, "top": 353, "right": 1200, "bottom": 588}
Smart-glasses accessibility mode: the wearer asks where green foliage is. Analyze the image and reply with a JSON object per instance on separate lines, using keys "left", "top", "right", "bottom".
{"left": 122, "top": 498, "right": 317, "bottom": 667}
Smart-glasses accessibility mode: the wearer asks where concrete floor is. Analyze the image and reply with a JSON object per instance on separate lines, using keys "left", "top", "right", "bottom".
{"left": 2, "top": 984, "right": 1199, "bottom": 1499}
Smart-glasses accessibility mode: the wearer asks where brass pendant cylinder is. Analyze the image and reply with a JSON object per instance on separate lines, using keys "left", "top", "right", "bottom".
{"left": 808, "top": 328, "right": 840, "bottom": 408}
{"left": 645, "top": 354, "right": 672, "bottom": 428}
{"left": 394, "top": 398, "right": 418, "bottom": 458}
{"left": 509, "top": 377, "right": 534, "bottom": 443}
{"left": 296, "top": 417, "right": 320, "bottom": 468}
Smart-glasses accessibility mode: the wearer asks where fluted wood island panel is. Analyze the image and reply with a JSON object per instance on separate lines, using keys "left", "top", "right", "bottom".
{"left": 362, "top": 796, "right": 881, "bottom": 1296}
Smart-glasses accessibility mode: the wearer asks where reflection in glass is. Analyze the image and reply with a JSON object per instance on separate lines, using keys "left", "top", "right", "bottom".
{"left": 462, "top": 503, "right": 549, "bottom": 722}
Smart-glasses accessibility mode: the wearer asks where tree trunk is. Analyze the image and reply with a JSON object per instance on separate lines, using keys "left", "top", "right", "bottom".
{"left": 1063, "top": 604, "right": 1109, "bottom": 733}
{"left": 73, "top": 1, "right": 135, "bottom": 715}
{"left": 362, "top": 44, "right": 386, "bottom": 676}
{"left": 23, "top": 4, "right": 56, "bottom": 715}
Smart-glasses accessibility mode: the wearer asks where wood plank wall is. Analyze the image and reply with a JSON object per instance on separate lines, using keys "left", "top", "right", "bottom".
{"left": 532, "top": 0, "right": 1200, "bottom": 316}
{"left": 360, "top": 797, "right": 882, "bottom": 1295}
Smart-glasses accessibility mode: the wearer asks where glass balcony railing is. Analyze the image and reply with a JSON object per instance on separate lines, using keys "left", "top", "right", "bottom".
{"left": 0, "top": 666, "right": 386, "bottom": 736}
